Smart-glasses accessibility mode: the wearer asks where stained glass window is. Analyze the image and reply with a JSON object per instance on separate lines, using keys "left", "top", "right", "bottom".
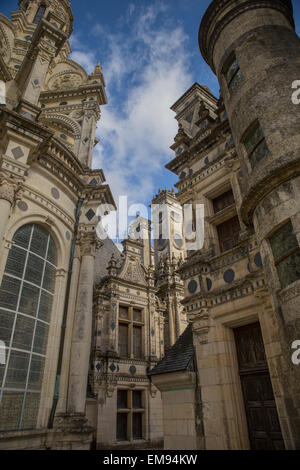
{"left": 224, "top": 55, "right": 243, "bottom": 94}
{"left": 0, "top": 224, "right": 57, "bottom": 431}
{"left": 269, "top": 221, "right": 300, "bottom": 289}
{"left": 243, "top": 122, "right": 269, "bottom": 168}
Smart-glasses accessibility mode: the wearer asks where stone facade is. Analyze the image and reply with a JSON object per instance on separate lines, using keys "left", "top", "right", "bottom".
{"left": 152, "top": 0, "right": 300, "bottom": 451}
{"left": 0, "top": 0, "right": 116, "bottom": 450}
{"left": 1, "top": 0, "right": 300, "bottom": 452}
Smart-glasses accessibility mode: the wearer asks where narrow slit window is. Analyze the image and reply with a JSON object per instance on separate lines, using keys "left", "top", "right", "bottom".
{"left": 224, "top": 54, "right": 243, "bottom": 94}
{"left": 33, "top": 5, "right": 46, "bottom": 24}
{"left": 243, "top": 121, "right": 269, "bottom": 168}
{"left": 269, "top": 220, "right": 300, "bottom": 289}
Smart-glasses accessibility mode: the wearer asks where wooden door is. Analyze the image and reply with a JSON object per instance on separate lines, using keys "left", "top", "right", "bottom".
{"left": 234, "top": 323, "right": 285, "bottom": 450}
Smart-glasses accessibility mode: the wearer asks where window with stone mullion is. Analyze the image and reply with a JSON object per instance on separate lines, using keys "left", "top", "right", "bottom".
{"left": 116, "top": 390, "right": 144, "bottom": 442}
{"left": 118, "top": 305, "right": 143, "bottom": 359}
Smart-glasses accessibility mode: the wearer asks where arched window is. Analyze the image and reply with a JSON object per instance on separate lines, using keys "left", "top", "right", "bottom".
{"left": 33, "top": 5, "right": 46, "bottom": 25}
{"left": 0, "top": 224, "right": 57, "bottom": 431}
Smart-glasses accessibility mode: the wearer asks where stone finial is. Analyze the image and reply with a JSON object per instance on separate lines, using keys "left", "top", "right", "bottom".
{"left": 92, "top": 61, "right": 103, "bottom": 76}
{"left": 107, "top": 253, "right": 117, "bottom": 276}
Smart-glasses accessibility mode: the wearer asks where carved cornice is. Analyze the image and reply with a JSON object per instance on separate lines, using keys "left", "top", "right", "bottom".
{"left": 278, "top": 281, "right": 300, "bottom": 304}
{"left": 199, "top": 0, "right": 294, "bottom": 72}
{"left": 40, "top": 84, "right": 107, "bottom": 107}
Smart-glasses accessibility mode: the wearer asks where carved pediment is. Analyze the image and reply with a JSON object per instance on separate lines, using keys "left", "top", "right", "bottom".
{"left": 118, "top": 256, "right": 147, "bottom": 285}
{"left": 47, "top": 70, "right": 84, "bottom": 91}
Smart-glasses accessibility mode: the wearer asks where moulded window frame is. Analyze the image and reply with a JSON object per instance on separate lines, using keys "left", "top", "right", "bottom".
{"left": 118, "top": 304, "right": 144, "bottom": 360}
{"left": 116, "top": 388, "right": 145, "bottom": 443}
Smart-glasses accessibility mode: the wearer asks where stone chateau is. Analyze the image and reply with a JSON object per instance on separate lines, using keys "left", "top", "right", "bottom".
{"left": 0, "top": 0, "right": 300, "bottom": 451}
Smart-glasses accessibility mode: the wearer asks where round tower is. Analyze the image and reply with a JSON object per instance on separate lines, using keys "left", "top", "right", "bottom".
{"left": 199, "top": 0, "right": 300, "bottom": 449}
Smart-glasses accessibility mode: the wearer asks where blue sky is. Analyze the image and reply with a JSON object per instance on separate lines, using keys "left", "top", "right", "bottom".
{"left": 2, "top": 0, "right": 300, "bottom": 216}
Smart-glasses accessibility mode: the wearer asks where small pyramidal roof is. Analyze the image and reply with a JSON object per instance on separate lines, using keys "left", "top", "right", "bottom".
{"left": 148, "top": 323, "right": 194, "bottom": 376}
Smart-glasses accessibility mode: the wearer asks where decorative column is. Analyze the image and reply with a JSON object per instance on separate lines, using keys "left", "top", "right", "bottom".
{"left": 56, "top": 245, "right": 82, "bottom": 415}
{"left": 67, "top": 232, "right": 100, "bottom": 415}
{"left": 77, "top": 105, "right": 99, "bottom": 168}
{"left": 0, "top": 178, "right": 22, "bottom": 249}
{"left": 16, "top": 19, "right": 67, "bottom": 110}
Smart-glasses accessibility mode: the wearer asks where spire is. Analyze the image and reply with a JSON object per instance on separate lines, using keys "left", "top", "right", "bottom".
{"left": 93, "top": 61, "right": 103, "bottom": 76}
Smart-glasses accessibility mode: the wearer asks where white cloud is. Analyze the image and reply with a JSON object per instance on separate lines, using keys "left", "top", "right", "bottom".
{"left": 70, "top": 50, "right": 95, "bottom": 74}
{"left": 71, "top": 2, "right": 193, "bottom": 214}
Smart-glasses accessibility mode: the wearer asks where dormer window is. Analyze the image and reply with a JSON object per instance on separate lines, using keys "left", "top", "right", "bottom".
{"left": 33, "top": 5, "right": 46, "bottom": 24}
{"left": 224, "top": 54, "right": 243, "bottom": 94}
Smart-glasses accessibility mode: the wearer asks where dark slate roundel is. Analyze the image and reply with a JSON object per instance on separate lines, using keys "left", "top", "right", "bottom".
{"left": 224, "top": 269, "right": 235, "bottom": 284}
{"left": 51, "top": 187, "right": 60, "bottom": 200}
{"left": 188, "top": 280, "right": 198, "bottom": 294}
{"left": 206, "top": 278, "right": 212, "bottom": 292}
{"left": 129, "top": 365, "right": 136, "bottom": 375}
{"left": 254, "top": 252, "right": 263, "bottom": 267}
{"left": 17, "top": 201, "right": 28, "bottom": 212}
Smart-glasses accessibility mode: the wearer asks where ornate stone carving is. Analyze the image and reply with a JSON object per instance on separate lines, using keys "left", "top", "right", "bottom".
{"left": 79, "top": 231, "right": 103, "bottom": 257}
{"left": 0, "top": 25, "right": 11, "bottom": 62}
{"left": 278, "top": 281, "right": 300, "bottom": 304}
{"left": 0, "top": 178, "right": 23, "bottom": 205}
{"left": 49, "top": 72, "right": 83, "bottom": 91}
{"left": 192, "top": 308, "right": 210, "bottom": 345}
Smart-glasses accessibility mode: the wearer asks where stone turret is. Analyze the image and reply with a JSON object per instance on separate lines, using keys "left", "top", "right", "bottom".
{"left": 152, "top": 188, "right": 185, "bottom": 267}
{"left": 199, "top": 0, "right": 300, "bottom": 450}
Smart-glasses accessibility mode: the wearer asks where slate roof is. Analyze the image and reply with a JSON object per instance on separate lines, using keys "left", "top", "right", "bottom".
{"left": 148, "top": 323, "right": 194, "bottom": 376}
{"left": 94, "top": 237, "right": 122, "bottom": 283}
